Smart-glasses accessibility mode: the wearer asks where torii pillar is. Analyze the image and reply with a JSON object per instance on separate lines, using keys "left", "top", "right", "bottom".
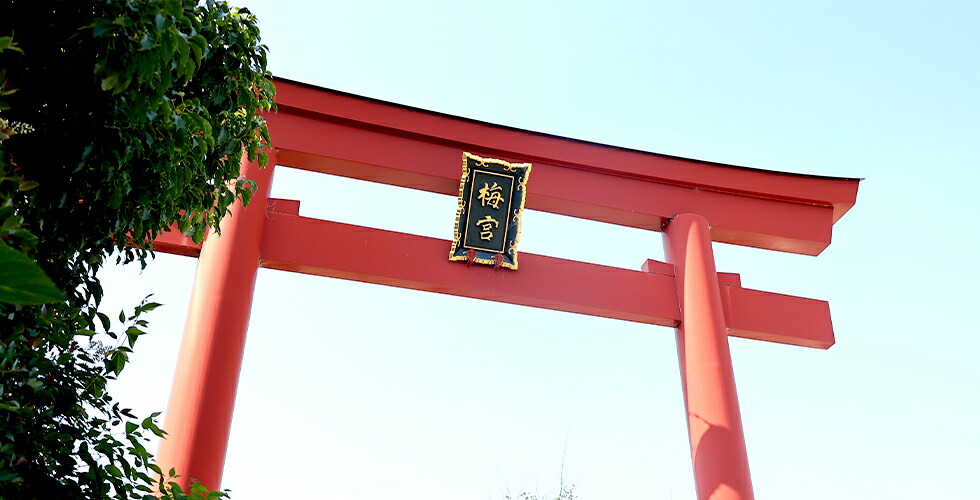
{"left": 665, "top": 214, "right": 753, "bottom": 499}
{"left": 150, "top": 78, "right": 859, "bottom": 499}
{"left": 154, "top": 152, "right": 276, "bottom": 489}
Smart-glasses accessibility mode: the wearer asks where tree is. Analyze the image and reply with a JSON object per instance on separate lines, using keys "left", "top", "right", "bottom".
{"left": 0, "top": 1, "right": 274, "bottom": 498}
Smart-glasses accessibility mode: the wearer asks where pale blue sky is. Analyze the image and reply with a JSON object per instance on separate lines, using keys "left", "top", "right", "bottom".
{"left": 104, "top": 1, "right": 979, "bottom": 499}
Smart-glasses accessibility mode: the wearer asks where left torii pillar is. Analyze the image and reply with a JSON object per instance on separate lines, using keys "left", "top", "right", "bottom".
{"left": 155, "top": 152, "right": 276, "bottom": 491}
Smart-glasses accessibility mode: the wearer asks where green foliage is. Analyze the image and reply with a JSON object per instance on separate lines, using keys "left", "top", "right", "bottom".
{"left": 0, "top": 1, "right": 274, "bottom": 498}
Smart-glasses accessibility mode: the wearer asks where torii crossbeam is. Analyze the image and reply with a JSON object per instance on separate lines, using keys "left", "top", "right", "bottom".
{"left": 151, "top": 78, "right": 859, "bottom": 500}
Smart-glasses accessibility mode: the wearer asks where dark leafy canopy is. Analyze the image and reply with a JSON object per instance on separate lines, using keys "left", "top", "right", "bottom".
{"left": 0, "top": 0, "right": 273, "bottom": 498}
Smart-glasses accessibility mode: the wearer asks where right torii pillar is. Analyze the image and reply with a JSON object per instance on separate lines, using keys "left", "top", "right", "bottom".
{"left": 665, "top": 214, "right": 753, "bottom": 499}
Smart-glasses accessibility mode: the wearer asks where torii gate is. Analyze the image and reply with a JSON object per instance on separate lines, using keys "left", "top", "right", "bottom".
{"left": 151, "top": 77, "right": 859, "bottom": 500}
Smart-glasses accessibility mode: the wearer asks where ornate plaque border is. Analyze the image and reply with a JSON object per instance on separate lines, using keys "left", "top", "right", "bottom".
{"left": 449, "top": 152, "right": 532, "bottom": 269}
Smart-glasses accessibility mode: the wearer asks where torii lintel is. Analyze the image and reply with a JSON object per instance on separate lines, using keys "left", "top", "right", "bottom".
{"left": 154, "top": 198, "right": 835, "bottom": 350}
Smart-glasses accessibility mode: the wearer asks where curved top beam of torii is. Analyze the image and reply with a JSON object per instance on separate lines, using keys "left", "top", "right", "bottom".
{"left": 267, "top": 77, "right": 860, "bottom": 256}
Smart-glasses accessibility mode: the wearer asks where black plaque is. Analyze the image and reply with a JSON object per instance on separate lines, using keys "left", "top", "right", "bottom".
{"left": 450, "top": 152, "right": 531, "bottom": 269}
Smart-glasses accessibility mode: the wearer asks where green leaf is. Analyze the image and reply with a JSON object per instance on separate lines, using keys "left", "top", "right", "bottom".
{"left": 140, "top": 33, "right": 155, "bottom": 51}
{"left": 125, "top": 326, "right": 142, "bottom": 347}
{"left": 97, "top": 312, "right": 111, "bottom": 332}
{"left": 105, "top": 350, "right": 128, "bottom": 376}
{"left": 141, "top": 301, "right": 162, "bottom": 312}
{"left": 216, "top": 127, "right": 229, "bottom": 144}
{"left": 189, "top": 40, "right": 203, "bottom": 66}
{"left": 109, "top": 185, "right": 122, "bottom": 208}
{"left": 190, "top": 33, "right": 208, "bottom": 58}
{"left": 100, "top": 73, "right": 119, "bottom": 91}
{"left": 2, "top": 215, "right": 20, "bottom": 231}
{"left": 0, "top": 36, "right": 11, "bottom": 50}
{"left": 88, "top": 374, "right": 106, "bottom": 397}
{"left": 238, "top": 182, "right": 253, "bottom": 207}
{"left": 176, "top": 38, "right": 191, "bottom": 75}
{"left": 92, "top": 19, "right": 113, "bottom": 37}
{"left": 125, "top": 421, "right": 138, "bottom": 434}
{"left": 0, "top": 245, "right": 65, "bottom": 305}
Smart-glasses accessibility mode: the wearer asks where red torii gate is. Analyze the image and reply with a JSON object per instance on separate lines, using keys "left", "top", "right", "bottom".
{"left": 151, "top": 78, "right": 859, "bottom": 500}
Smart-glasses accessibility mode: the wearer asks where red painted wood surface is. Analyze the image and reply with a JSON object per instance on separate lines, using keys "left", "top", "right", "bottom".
{"left": 154, "top": 154, "right": 276, "bottom": 491}
{"left": 149, "top": 78, "right": 858, "bottom": 495}
{"left": 151, "top": 226, "right": 202, "bottom": 257}
{"left": 269, "top": 78, "right": 859, "bottom": 256}
{"left": 666, "top": 213, "right": 754, "bottom": 500}
{"left": 152, "top": 198, "right": 835, "bottom": 349}
{"left": 259, "top": 206, "right": 679, "bottom": 328}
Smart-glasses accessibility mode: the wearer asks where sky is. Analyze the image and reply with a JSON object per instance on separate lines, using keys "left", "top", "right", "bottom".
{"left": 102, "top": 1, "right": 979, "bottom": 499}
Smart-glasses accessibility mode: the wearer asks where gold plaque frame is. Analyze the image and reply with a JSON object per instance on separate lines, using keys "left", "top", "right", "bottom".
{"left": 449, "top": 152, "right": 532, "bottom": 269}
